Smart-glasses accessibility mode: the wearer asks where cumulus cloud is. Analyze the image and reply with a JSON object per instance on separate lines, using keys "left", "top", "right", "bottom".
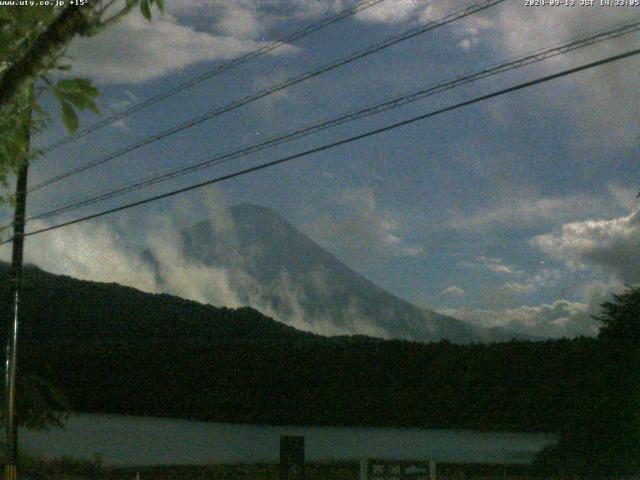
{"left": 580, "top": 276, "right": 626, "bottom": 315}
{"left": 501, "top": 269, "right": 563, "bottom": 296}
{"left": 355, "top": 0, "right": 495, "bottom": 45}
{"left": 69, "top": 0, "right": 507, "bottom": 85}
{"left": 532, "top": 209, "right": 640, "bottom": 284}
{"left": 8, "top": 220, "right": 157, "bottom": 292}
{"left": 448, "top": 199, "right": 639, "bottom": 338}
{"left": 7, "top": 191, "right": 392, "bottom": 340}
{"left": 448, "top": 191, "right": 606, "bottom": 232}
{"left": 441, "top": 285, "right": 465, "bottom": 296}
{"left": 440, "top": 299, "right": 598, "bottom": 338}
{"left": 355, "top": 0, "right": 432, "bottom": 24}
{"left": 143, "top": 214, "right": 244, "bottom": 307}
{"left": 439, "top": 273, "right": 626, "bottom": 338}
{"left": 303, "top": 187, "right": 423, "bottom": 260}
{"left": 479, "top": 256, "right": 522, "bottom": 275}
{"left": 606, "top": 183, "right": 639, "bottom": 212}
{"left": 461, "top": 256, "right": 523, "bottom": 276}
{"left": 490, "top": 2, "right": 640, "bottom": 149}
{"left": 458, "top": 257, "right": 562, "bottom": 297}
{"left": 67, "top": 7, "right": 290, "bottom": 84}
{"left": 207, "top": 1, "right": 264, "bottom": 39}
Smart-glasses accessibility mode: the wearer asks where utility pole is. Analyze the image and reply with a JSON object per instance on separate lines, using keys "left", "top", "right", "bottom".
{"left": 3, "top": 86, "right": 32, "bottom": 480}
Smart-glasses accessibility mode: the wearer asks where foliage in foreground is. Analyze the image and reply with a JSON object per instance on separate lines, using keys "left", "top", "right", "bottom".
{"left": 4, "top": 265, "right": 640, "bottom": 475}
{"left": 0, "top": 0, "right": 164, "bottom": 431}
{"left": 0, "top": 263, "right": 622, "bottom": 434}
{"left": 534, "top": 286, "right": 640, "bottom": 477}
{"left": 0, "top": 0, "right": 163, "bottom": 200}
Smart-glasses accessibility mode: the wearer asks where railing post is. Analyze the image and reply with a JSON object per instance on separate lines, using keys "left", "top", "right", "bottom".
{"left": 360, "top": 458, "right": 368, "bottom": 480}
{"left": 429, "top": 460, "right": 437, "bottom": 480}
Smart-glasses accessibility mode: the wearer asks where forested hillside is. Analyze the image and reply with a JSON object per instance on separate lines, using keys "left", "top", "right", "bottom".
{"left": 0, "top": 264, "right": 624, "bottom": 433}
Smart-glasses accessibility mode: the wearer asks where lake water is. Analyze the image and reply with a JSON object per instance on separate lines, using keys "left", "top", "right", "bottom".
{"left": 19, "top": 414, "right": 556, "bottom": 467}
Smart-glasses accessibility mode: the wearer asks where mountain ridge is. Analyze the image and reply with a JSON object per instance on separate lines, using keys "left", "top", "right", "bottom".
{"left": 143, "top": 202, "right": 523, "bottom": 343}
{"left": 0, "top": 261, "right": 589, "bottom": 433}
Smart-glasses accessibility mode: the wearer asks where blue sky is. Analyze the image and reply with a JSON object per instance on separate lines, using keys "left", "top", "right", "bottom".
{"left": 5, "top": 0, "right": 640, "bottom": 338}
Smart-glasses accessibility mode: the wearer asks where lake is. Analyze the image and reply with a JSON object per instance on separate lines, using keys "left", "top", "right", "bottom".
{"left": 19, "top": 414, "right": 556, "bottom": 466}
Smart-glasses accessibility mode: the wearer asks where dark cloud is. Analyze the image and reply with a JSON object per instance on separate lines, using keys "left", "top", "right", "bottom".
{"left": 532, "top": 210, "right": 640, "bottom": 284}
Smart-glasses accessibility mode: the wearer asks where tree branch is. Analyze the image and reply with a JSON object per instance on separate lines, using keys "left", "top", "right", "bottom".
{"left": 0, "top": 2, "right": 97, "bottom": 120}
{"left": 99, "top": 0, "right": 140, "bottom": 30}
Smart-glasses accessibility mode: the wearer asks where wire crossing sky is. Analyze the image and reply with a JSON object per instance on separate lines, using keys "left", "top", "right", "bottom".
{"left": 15, "top": 48, "right": 640, "bottom": 240}
{"left": 29, "top": 0, "right": 507, "bottom": 193}
{"left": 8, "top": 0, "right": 640, "bottom": 339}
{"left": 26, "top": 18, "right": 640, "bottom": 224}
{"left": 36, "top": 0, "right": 388, "bottom": 156}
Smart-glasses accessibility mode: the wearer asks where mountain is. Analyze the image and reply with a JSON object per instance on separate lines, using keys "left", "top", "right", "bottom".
{"left": 143, "top": 203, "right": 518, "bottom": 343}
{"left": 0, "top": 263, "right": 603, "bottom": 433}
{"left": 0, "top": 262, "right": 314, "bottom": 345}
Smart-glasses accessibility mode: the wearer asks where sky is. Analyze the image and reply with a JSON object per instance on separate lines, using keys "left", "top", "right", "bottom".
{"left": 2, "top": 0, "right": 640, "bottom": 339}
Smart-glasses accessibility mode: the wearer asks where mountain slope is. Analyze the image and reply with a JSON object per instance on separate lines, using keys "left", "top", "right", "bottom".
{"left": 0, "top": 263, "right": 314, "bottom": 345}
{"left": 0, "top": 262, "right": 596, "bottom": 433}
{"left": 145, "top": 203, "right": 514, "bottom": 343}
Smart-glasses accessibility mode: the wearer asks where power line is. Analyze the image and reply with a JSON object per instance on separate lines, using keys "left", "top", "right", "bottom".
{"left": 36, "top": 0, "right": 388, "bottom": 156}
{"left": 29, "top": 0, "right": 507, "bottom": 193}
{"left": 26, "top": 19, "right": 640, "bottom": 223}
{"left": 10, "top": 48, "right": 639, "bottom": 243}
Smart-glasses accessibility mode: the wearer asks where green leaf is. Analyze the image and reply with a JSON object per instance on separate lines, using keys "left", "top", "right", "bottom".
{"left": 54, "top": 78, "right": 100, "bottom": 115}
{"left": 63, "top": 92, "right": 88, "bottom": 108}
{"left": 61, "top": 101, "right": 79, "bottom": 134}
{"left": 0, "top": 144, "right": 9, "bottom": 163}
{"left": 56, "top": 78, "right": 98, "bottom": 98}
{"left": 154, "top": 0, "right": 165, "bottom": 13}
{"left": 140, "top": 0, "right": 152, "bottom": 20}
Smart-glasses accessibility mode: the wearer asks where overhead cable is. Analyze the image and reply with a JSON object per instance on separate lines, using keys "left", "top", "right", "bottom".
{"left": 36, "top": 0, "right": 389, "bottom": 155}
{"left": 10, "top": 48, "right": 639, "bottom": 243}
{"left": 29, "top": 0, "right": 507, "bottom": 193}
{"left": 27, "top": 19, "right": 640, "bottom": 222}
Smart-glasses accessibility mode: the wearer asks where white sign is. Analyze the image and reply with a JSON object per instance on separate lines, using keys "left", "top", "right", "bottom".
{"left": 360, "top": 459, "right": 436, "bottom": 480}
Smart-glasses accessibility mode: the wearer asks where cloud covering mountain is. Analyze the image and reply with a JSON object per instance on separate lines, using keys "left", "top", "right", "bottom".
{"left": 139, "top": 203, "right": 516, "bottom": 343}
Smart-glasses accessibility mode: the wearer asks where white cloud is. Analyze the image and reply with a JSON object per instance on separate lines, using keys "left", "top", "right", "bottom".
{"left": 448, "top": 186, "right": 640, "bottom": 243}
{"left": 67, "top": 8, "right": 290, "bottom": 84}
{"left": 439, "top": 273, "right": 628, "bottom": 338}
{"left": 441, "top": 285, "right": 465, "bottom": 296}
{"left": 579, "top": 276, "right": 626, "bottom": 314}
{"left": 251, "top": 69, "right": 296, "bottom": 107}
{"left": 440, "top": 299, "right": 598, "bottom": 338}
{"left": 490, "top": 2, "right": 640, "bottom": 149}
{"left": 532, "top": 208, "right": 640, "bottom": 283}
{"left": 607, "top": 183, "right": 639, "bottom": 211}
{"left": 210, "top": 1, "right": 263, "bottom": 39}
{"left": 144, "top": 214, "right": 244, "bottom": 307}
{"left": 448, "top": 192, "right": 604, "bottom": 232}
{"left": 7, "top": 191, "right": 393, "bottom": 340}
{"left": 171, "top": 0, "right": 442, "bottom": 33}
{"left": 59, "top": 0, "right": 506, "bottom": 86}
{"left": 458, "top": 38, "right": 476, "bottom": 50}
{"left": 501, "top": 269, "right": 563, "bottom": 296}
{"left": 355, "top": 0, "right": 431, "bottom": 24}
{"left": 303, "top": 187, "right": 423, "bottom": 260}
{"left": 8, "top": 220, "right": 157, "bottom": 293}
{"left": 463, "top": 256, "right": 523, "bottom": 276}
{"left": 459, "top": 258, "right": 562, "bottom": 297}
